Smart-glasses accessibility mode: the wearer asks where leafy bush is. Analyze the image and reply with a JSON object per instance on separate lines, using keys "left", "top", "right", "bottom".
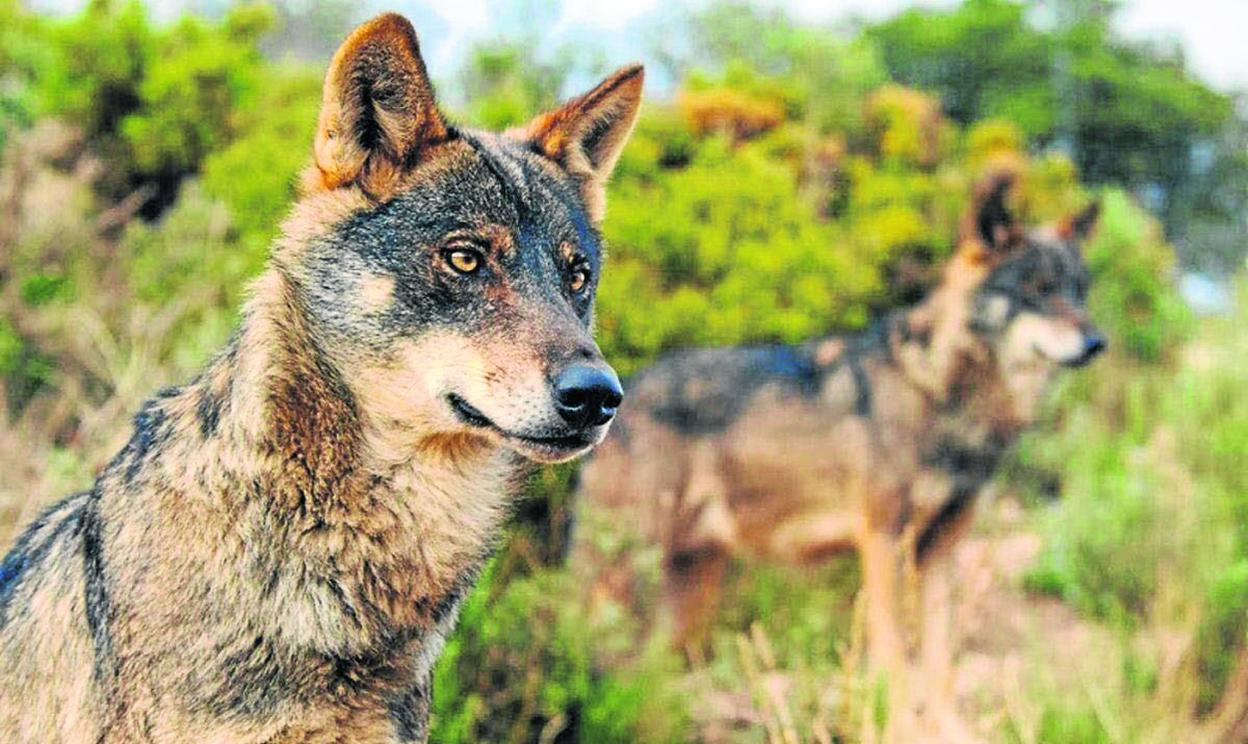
{"left": 200, "top": 69, "right": 320, "bottom": 252}
{"left": 1024, "top": 281, "right": 1245, "bottom": 708}
{"left": 599, "top": 130, "right": 880, "bottom": 374}
{"left": 1082, "top": 189, "right": 1191, "bottom": 363}
{"left": 430, "top": 564, "right": 688, "bottom": 743}
{"left": 120, "top": 6, "right": 273, "bottom": 181}
{"left": 5, "top": 1, "right": 273, "bottom": 207}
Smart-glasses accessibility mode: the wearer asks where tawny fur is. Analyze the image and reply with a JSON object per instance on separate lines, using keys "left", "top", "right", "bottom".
{"left": 576, "top": 173, "right": 1104, "bottom": 743}
{"left": 0, "top": 12, "right": 642, "bottom": 743}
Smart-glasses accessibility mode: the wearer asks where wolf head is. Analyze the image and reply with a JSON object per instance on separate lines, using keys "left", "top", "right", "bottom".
{"left": 965, "top": 172, "right": 1106, "bottom": 378}
{"left": 278, "top": 14, "right": 642, "bottom": 464}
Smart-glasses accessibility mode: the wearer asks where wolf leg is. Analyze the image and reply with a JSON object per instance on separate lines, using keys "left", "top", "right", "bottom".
{"left": 663, "top": 547, "right": 728, "bottom": 665}
{"left": 916, "top": 509, "right": 984, "bottom": 743}
{"left": 857, "top": 529, "right": 918, "bottom": 743}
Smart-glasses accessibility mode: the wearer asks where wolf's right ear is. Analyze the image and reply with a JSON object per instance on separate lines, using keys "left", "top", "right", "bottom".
{"left": 965, "top": 171, "right": 1021, "bottom": 254}
{"left": 312, "top": 13, "right": 448, "bottom": 199}
{"left": 519, "top": 65, "right": 644, "bottom": 224}
{"left": 1060, "top": 200, "right": 1101, "bottom": 243}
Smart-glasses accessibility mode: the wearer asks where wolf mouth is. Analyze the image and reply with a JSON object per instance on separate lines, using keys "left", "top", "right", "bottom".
{"left": 447, "top": 394, "right": 594, "bottom": 455}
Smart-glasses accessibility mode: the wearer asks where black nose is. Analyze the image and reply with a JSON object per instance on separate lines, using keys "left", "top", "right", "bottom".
{"left": 1071, "top": 333, "right": 1107, "bottom": 366}
{"left": 1084, "top": 333, "right": 1107, "bottom": 359}
{"left": 553, "top": 366, "right": 623, "bottom": 428}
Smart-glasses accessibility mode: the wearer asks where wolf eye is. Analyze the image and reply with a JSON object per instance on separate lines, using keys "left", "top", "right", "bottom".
{"left": 444, "top": 247, "right": 482, "bottom": 275}
{"left": 569, "top": 266, "right": 590, "bottom": 294}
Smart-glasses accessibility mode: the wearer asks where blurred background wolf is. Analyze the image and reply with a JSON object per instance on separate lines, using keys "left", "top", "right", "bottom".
{"left": 1, "top": 0, "right": 1245, "bottom": 742}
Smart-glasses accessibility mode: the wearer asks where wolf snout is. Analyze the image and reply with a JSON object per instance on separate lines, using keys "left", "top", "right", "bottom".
{"left": 1068, "top": 331, "right": 1107, "bottom": 367}
{"left": 1083, "top": 332, "right": 1107, "bottom": 358}
{"left": 553, "top": 365, "right": 623, "bottom": 428}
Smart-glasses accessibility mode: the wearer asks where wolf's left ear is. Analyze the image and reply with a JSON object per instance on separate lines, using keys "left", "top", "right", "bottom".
{"left": 1060, "top": 200, "right": 1101, "bottom": 243}
{"left": 313, "top": 13, "right": 448, "bottom": 198}
{"left": 519, "top": 64, "right": 644, "bottom": 223}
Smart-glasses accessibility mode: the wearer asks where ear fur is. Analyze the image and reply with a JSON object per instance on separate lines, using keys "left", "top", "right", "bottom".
{"left": 313, "top": 13, "right": 448, "bottom": 198}
{"left": 519, "top": 64, "right": 645, "bottom": 223}
{"left": 963, "top": 170, "right": 1022, "bottom": 254}
{"left": 1060, "top": 200, "right": 1101, "bottom": 243}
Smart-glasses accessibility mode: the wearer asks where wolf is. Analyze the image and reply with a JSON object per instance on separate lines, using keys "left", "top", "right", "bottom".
{"left": 0, "top": 13, "right": 641, "bottom": 743}
{"left": 576, "top": 172, "right": 1104, "bottom": 741}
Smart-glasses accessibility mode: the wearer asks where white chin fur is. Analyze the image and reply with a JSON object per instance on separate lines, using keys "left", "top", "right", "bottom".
{"left": 1006, "top": 312, "right": 1085, "bottom": 365}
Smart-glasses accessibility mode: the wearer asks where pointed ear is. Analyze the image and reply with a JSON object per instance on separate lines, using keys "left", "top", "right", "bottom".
{"left": 312, "top": 13, "right": 448, "bottom": 198}
{"left": 1060, "top": 200, "right": 1101, "bottom": 243}
{"left": 520, "top": 64, "right": 644, "bottom": 223}
{"left": 963, "top": 170, "right": 1022, "bottom": 253}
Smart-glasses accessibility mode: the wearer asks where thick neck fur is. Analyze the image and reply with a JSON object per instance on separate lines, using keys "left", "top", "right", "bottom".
{"left": 130, "top": 267, "right": 519, "bottom": 648}
{"left": 887, "top": 253, "right": 1034, "bottom": 446}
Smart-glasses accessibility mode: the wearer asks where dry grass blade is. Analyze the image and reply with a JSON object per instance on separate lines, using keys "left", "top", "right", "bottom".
{"left": 751, "top": 623, "right": 801, "bottom": 744}
{"left": 737, "top": 631, "right": 790, "bottom": 744}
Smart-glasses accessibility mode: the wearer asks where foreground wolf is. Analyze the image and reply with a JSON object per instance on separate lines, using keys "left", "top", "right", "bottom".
{"left": 0, "top": 14, "right": 641, "bottom": 743}
{"left": 578, "top": 173, "right": 1103, "bottom": 740}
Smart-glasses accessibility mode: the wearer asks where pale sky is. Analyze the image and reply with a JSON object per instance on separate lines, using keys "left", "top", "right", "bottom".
{"left": 1115, "top": 0, "right": 1246, "bottom": 91}
{"left": 413, "top": 0, "right": 1247, "bottom": 93}
{"left": 29, "top": 0, "right": 1248, "bottom": 93}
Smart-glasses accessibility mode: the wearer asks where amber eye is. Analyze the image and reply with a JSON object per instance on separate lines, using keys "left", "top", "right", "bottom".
{"left": 444, "top": 247, "right": 482, "bottom": 275}
{"left": 569, "top": 266, "right": 590, "bottom": 294}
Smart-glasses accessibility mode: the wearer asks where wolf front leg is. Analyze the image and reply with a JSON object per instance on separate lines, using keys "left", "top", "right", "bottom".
{"left": 662, "top": 442, "right": 736, "bottom": 665}
{"left": 916, "top": 502, "right": 985, "bottom": 744}
{"left": 857, "top": 527, "right": 919, "bottom": 743}
{"left": 662, "top": 546, "right": 729, "bottom": 666}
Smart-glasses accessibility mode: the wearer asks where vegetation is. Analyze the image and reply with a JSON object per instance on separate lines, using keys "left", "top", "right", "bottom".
{"left": 869, "top": 0, "right": 1248, "bottom": 272}
{"left": 0, "top": 1, "right": 1244, "bottom": 741}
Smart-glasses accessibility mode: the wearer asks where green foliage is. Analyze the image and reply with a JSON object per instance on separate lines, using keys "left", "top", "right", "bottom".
{"left": 1023, "top": 281, "right": 1248, "bottom": 706}
{"left": 868, "top": 0, "right": 1242, "bottom": 261}
{"left": 0, "top": 0, "right": 51, "bottom": 152}
{"left": 19, "top": 274, "right": 70, "bottom": 306}
{"left": 681, "top": 2, "right": 890, "bottom": 137}
{"left": 1082, "top": 189, "right": 1191, "bottom": 362}
{"left": 0, "top": 317, "right": 23, "bottom": 378}
{"left": 457, "top": 41, "right": 571, "bottom": 129}
{"left": 200, "top": 69, "right": 320, "bottom": 251}
{"left": 1196, "top": 560, "right": 1248, "bottom": 712}
{"left": 115, "top": 182, "right": 248, "bottom": 367}
{"left": 121, "top": 5, "right": 273, "bottom": 179}
{"left": 869, "top": 0, "right": 1051, "bottom": 133}
{"left": 33, "top": 1, "right": 153, "bottom": 143}
{"left": 599, "top": 130, "right": 880, "bottom": 374}
{"left": 1032, "top": 706, "right": 1110, "bottom": 744}
{"left": 4, "top": 1, "right": 273, "bottom": 203}
{"left": 0, "top": 317, "right": 53, "bottom": 412}
{"left": 430, "top": 564, "right": 688, "bottom": 743}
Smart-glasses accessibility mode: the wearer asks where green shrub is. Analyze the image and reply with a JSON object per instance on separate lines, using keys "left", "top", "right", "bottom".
{"left": 1083, "top": 189, "right": 1192, "bottom": 363}
{"left": 430, "top": 564, "right": 688, "bottom": 744}
{"left": 121, "top": 6, "right": 273, "bottom": 180}
{"left": 1024, "top": 281, "right": 1247, "bottom": 708}
{"left": 599, "top": 131, "right": 881, "bottom": 374}
{"left": 5, "top": 1, "right": 272, "bottom": 204}
{"left": 200, "top": 69, "right": 320, "bottom": 251}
